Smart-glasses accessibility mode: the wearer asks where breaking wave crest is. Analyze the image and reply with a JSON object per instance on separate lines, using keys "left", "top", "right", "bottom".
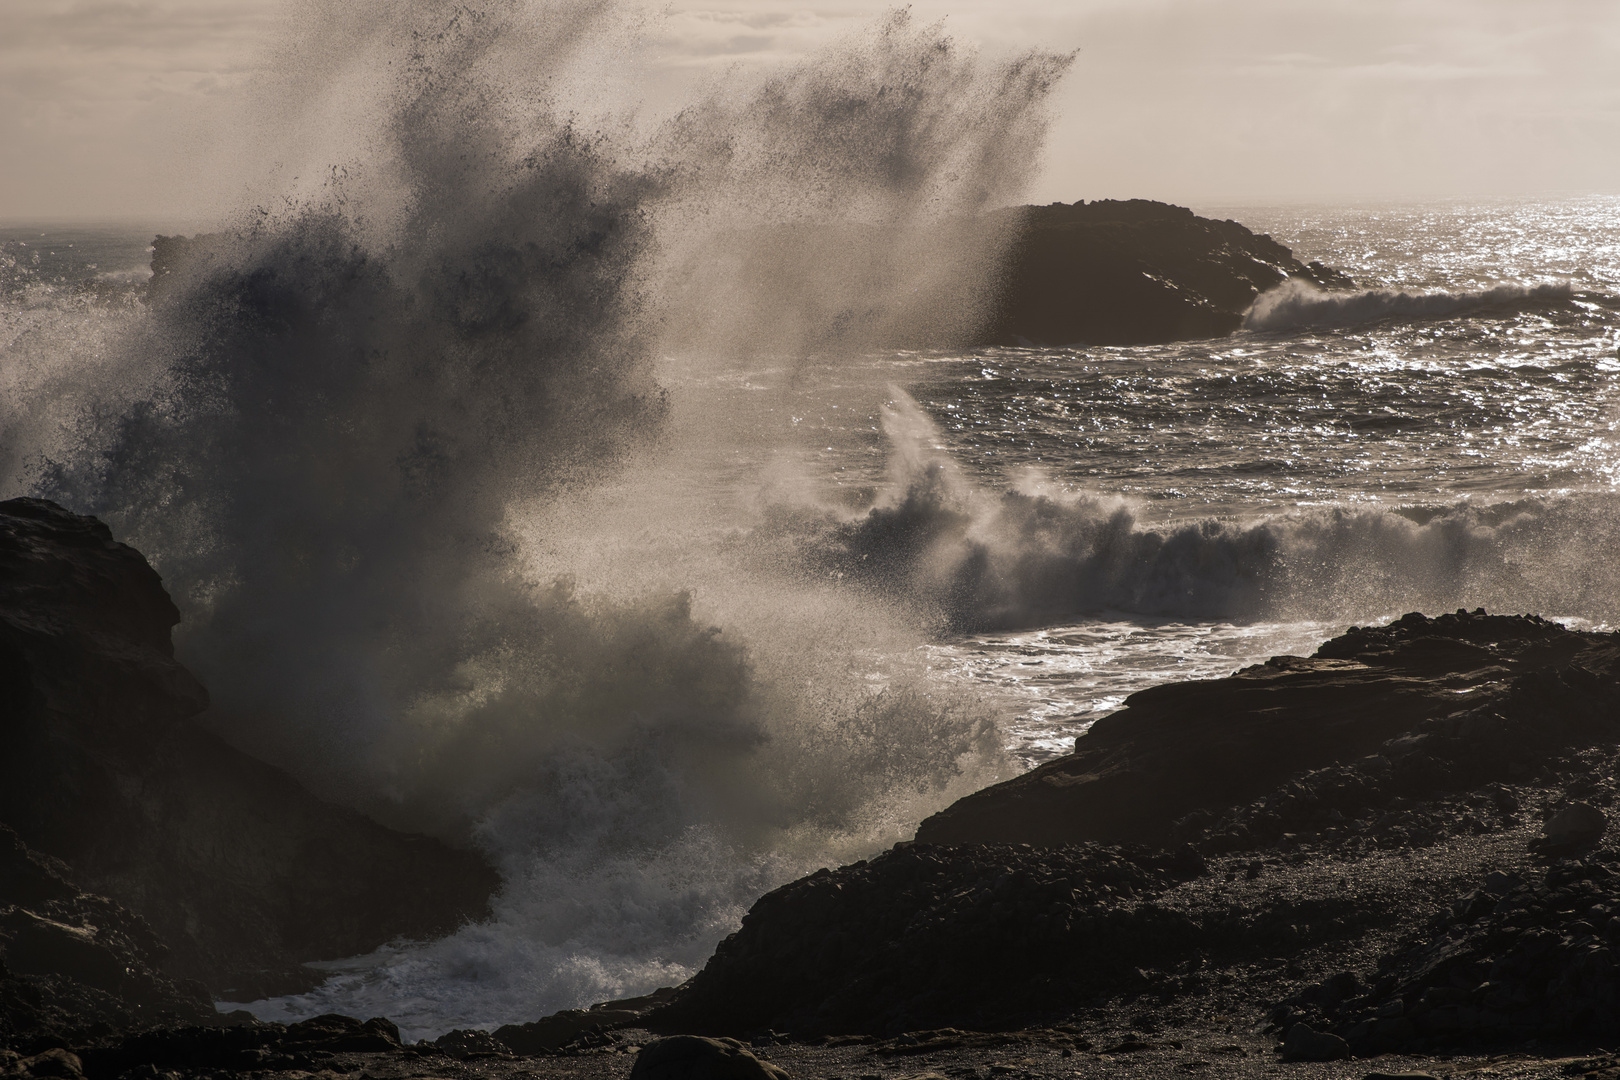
{"left": 789, "top": 392, "right": 1620, "bottom": 631}
{"left": 1244, "top": 277, "right": 1577, "bottom": 331}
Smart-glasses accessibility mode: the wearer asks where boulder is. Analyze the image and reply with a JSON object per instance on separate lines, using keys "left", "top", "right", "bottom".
{"left": 1280, "top": 1022, "right": 1349, "bottom": 1062}
{"left": 629, "top": 1036, "right": 788, "bottom": 1080}
{"left": 1537, "top": 801, "right": 1607, "bottom": 854}
{"left": 0, "top": 498, "right": 499, "bottom": 992}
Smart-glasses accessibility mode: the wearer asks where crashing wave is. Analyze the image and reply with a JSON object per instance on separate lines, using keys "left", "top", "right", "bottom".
{"left": 1244, "top": 277, "right": 1575, "bottom": 331}
{"left": 781, "top": 391, "right": 1620, "bottom": 632}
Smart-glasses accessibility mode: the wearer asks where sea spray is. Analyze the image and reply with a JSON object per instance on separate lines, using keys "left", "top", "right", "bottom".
{"left": 1245, "top": 276, "right": 1576, "bottom": 331}
{"left": 774, "top": 390, "right": 1620, "bottom": 631}
{"left": 1, "top": 0, "right": 1065, "bottom": 1034}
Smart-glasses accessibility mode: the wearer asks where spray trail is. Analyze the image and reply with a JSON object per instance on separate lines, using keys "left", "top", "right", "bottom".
{"left": 0, "top": 0, "right": 1069, "bottom": 1035}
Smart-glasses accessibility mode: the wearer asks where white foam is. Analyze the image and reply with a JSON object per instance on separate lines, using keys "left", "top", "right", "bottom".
{"left": 1245, "top": 277, "right": 1575, "bottom": 331}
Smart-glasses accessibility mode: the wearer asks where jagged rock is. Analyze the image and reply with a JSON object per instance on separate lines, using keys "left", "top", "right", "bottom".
{"left": 282, "top": 1014, "right": 401, "bottom": 1053}
{"left": 980, "top": 200, "right": 1353, "bottom": 347}
{"left": 433, "top": 1029, "right": 511, "bottom": 1059}
{"left": 0, "top": 498, "right": 499, "bottom": 992}
{"left": 916, "top": 611, "right": 1620, "bottom": 848}
{"left": 629, "top": 1036, "right": 788, "bottom": 1080}
{"left": 2, "top": 1048, "right": 84, "bottom": 1079}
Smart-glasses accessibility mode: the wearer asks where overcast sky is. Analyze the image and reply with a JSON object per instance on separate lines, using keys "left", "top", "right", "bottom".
{"left": 3, "top": 0, "right": 1618, "bottom": 223}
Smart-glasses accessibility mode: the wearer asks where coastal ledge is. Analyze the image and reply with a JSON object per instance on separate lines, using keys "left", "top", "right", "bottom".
{"left": 645, "top": 610, "right": 1620, "bottom": 1054}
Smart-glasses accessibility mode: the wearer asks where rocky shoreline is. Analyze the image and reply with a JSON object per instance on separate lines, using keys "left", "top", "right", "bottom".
{"left": 8, "top": 500, "right": 1620, "bottom": 1080}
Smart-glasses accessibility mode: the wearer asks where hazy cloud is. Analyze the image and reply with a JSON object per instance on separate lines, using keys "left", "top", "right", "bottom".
{"left": 2, "top": 0, "right": 1617, "bottom": 219}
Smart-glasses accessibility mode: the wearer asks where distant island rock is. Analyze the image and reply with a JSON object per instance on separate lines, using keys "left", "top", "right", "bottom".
{"left": 981, "top": 199, "right": 1353, "bottom": 347}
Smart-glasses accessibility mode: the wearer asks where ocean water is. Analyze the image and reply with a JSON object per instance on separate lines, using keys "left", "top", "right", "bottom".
{"left": 2, "top": 0, "right": 1618, "bottom": 1042}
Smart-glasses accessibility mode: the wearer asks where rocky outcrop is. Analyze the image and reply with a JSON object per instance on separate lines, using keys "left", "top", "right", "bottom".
{"left": 641, "top": 612, "right": 1620, "bottom": 1050}
{"left": 981, "top": 200, "right": 1353, "bottom": 347}
{"left": 650, "top": 843, "right": 1207, "bottom": 1037}
{"left": 1280, "top": 851, "right": 1620, "bottom": 1054}
{"left": 0, "top": 498, "right": 499, "bottom": 995}
{"left": 916, "top": 611, "right": 1619, "bottom": 848}
{"left": 1, "top": 825, "right": 215, "bottom": 1049}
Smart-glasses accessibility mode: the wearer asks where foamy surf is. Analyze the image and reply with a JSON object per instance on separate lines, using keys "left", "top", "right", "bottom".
{"left": 1245, "top": 276, "right": 1576, "bottom": 330}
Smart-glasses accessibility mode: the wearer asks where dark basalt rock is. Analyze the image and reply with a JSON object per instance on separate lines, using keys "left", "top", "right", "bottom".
{"left": 648, "top": 611, "right": 1620, "bottom": 1051}
{"left": 1, "top": 825, "right": 215, "bottom": 1049}
{"left": 0, "top": 498, "right": 499, "bottom": 993}
{"left": 980, "top": 200, "right": 1353, "bottom": 347}
{"left": 628, "top": 1035, "right": 789, "bottom": 1080}
{"left": 494, "top": 987, "right": 682, "bottom": 1055}
{"left": 916, "top": 611, "right": 1620, "bottom": 849}
{"left": 650, "top": 842, "right": 1208, "bottom": 1037}
{"left": 1280, "top": 851, "right": 1620, "bottom": 1054}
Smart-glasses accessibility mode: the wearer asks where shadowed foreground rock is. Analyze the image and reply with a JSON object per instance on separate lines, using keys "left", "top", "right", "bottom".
{"left": 916, "top": 611, "right": 1619, "bottom": 848}
{"left": 628, "top": 1037, "right": 787, "bottom": 1080}
{"left": 0, "top": 498, "right": 499, "bottom": 998}
{"left": 641, "top": 611, "right": 1620, "bottom": 1053}
{"left": 1, "top": 825, "right": 215, "bottom": 1047}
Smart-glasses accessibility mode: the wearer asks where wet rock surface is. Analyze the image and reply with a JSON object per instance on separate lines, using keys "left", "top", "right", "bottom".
{"left": 8, "top": 510, "right": 1620, "bottom": 1080}
{"left": 640, "top": 611, "right": 1620, "bottom": 1054}
{"left": 0, "top": 498, "right": 498, "bottom": 995}
{"left": 980, "top": 199, "right": 1353, "bottom": 347}
{"left": 653, "top": 843, "right": 1209, "bottom": 1035}
{"left": 916, "top": 611, "right": 1620, "bottom": 849}
{"left": 0, "top": 826, "right": 215, "bottom": 1049}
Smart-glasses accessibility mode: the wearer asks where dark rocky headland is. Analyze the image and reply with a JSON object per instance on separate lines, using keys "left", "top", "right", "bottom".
{"left": 10, "top": 510, "right": 1620, "bottom": 1080}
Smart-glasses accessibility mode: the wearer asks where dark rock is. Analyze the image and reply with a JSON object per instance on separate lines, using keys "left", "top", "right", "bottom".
{"left": 433, "top": 1029, "right": 511, "bottom": 1059}
{"left": 0, "top": 498, "right": 499, "bottom": 990}
{"left": 980, "top": 200, "right": 1353, "bottom": 347}
{"left": 495, "top": 987, "right": 680, "bottom": 1054}
{"left": 1279, "top": 1022, "right": 1348, "bottom": 1062}
{"left": 5, "top": 1049, "right": 84, "bottom": 1078}
{"left": 917, "top": 612, "right": 1620, "bottom": 848}
{"left": 1537, "top": 802, "right": 1607, "bottom": 854}
{"left": 0, "top": 824, "right": 215, "bottom": 1047}
{"left": 629, "top": 1036, "right": 788, "bottom": 1080}
{"left": 283, "top": 1014, "right": 401, "bottom": 1053}
{"left": 660, "top": 610, "right": 1620, "bottom": 1052}
{"left": 1316, "top": 850, "right": 1620, "bottom": 1052}
{"left": 650, "top": 842, "right": 1205, "bottom": 1036}
{"left": 74, "top": 1020, "right": 288, "bottom": 1076}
